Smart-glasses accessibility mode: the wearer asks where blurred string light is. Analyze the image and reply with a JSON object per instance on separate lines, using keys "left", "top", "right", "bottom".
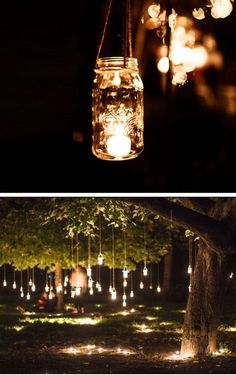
{"left": 3, "top": 264, "right": 7, "bottom": 287}
{"left": 45, "top": 267, "right": 49, "bottom": 293}
{"left": 28, "top": 267, "right": 32, "bottom": 287}
{"left": 157, "top": 263, "right": 161, "bottom": 293}
{"left": 143, "top": 221, "right": 148, "bottom": 277}
{"left": 193, "top": 0, "right": 234, "bottom": 20}
{"left": 111, "top": 225, "right": 117, "bottom": 300}
{"left": 13, "top": 268, "right": 16, "bottom": 289}
{"left": 140, "top": 263, "right": 144, "bottom": 289}
{"left": 143, "top": 2, "right": 224, "bottom": 86}
{"left": 31, "top": 267, "right": 36, "bottom": 292}
{"left": 122, "top": 231, "right": 128, "bottom": 307}
{"left": 26, "top": 268, "right": 30, "bottom": 300}
{"left": 97, "top": 213, "right": 104, "bottom": 266}
{"left": 130, "top": 271, "right": 134, "bottom": 297}
{"left": 20, "top": 270, "right": 24, "bottom": 298}
{"left": 92, "top": 0, "right": 144, "bottom": 161}
{"left": 149, "top": 264, "right": 153, "bottom": 290}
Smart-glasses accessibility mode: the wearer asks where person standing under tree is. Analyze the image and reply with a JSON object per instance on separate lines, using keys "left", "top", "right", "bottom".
{"left": 69, "top": 265, "right": 88, "bottom": 313}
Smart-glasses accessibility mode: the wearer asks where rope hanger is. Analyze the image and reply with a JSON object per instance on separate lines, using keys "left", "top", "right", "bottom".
{"left": 96, "top": 0, "right": 133, "bottom": 66}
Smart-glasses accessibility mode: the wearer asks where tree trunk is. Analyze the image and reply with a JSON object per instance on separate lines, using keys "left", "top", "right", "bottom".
{"left": 162, "top": 233, "right": 173, "bottom": 294}
{"left": 181, "top": 241, "right": 225, "bottom": 357}
{"left": 54, "top": 263, "right": 64, "bottom": 312}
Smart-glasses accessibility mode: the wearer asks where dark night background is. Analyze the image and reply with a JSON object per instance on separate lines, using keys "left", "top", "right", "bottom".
{"left": 0, "top": 1, "right": 235, "bottom": 192}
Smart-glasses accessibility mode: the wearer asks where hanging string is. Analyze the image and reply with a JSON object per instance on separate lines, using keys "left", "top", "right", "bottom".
{"left": 96, "top": 0, "right": 113, "bottom": 64}
{"left": 124, "top": 230, "right": 127, "bottom": 267}
{"left": 13, "top": 268, "right": 16, "bottom": 288}
{"left": 188, "top": 237, "right": 193, "bottom": 274}
{"left": 127, "top": 0, "right": 133, "bottom": 57}
{"left": 112, "top": 225, "right": 115, "bottom": 288}
{"left": 71, "top": 236, "right": 74, "bottom": 267}
{"left": 88, "top": 236, "right": 91, "bottom": 268}
{"left": 20, "top": 270, "right": 24, "bottom": 297}
{"left": 123, "top": 0, "right": 133, "bottom": 67}
{"left": 3, "top": 264, "right": 6, "bottom": 285}
{"left": 76, "top": 232, "right": 79, "bottom": 266}
{"left": 149, "top": 264, "right": 153, "bottom": 289}
{"left": 99, "top": 213, "right": 102, "bottom": 255}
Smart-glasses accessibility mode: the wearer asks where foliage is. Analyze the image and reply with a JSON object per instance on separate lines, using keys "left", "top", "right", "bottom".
{"left": 0, "top": 198, "right": 183, "bottom": 270}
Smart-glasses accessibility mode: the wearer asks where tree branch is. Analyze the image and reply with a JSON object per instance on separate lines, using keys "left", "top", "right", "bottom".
{"left": 123, "top": 198, "right": 227, "bottom": 252}
{"left": 175, "top": 198, "right": 216, "bottom": 215}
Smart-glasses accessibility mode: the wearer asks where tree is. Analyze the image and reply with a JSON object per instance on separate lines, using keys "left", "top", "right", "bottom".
{"left": 0, "top": 198, "right": 170, "bottom": 310}
{"left": 124, "top": 197, "right": 235, "bottom": 357}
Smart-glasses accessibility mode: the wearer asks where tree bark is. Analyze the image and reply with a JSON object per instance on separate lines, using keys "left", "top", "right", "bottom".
{"left": 162, "top": 233, "right": 173, "bottom": 294}
{"left": 180, "top": 241, "right": 226, "bottom": 357}
{"left": 54, "top": 263, "right": 64, "bottom": 312}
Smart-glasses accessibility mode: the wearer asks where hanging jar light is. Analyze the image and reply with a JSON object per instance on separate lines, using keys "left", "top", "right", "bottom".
{"left": 13, "top": 268, "right": 17, "bottom": 289}
{"left": 130, "top": 271, "right": 134, "bottom": 297}
{"left": 143, "top": 265, "right": 148, "bottom": 277}
{"left": 20, "top": 270, "right": 24, "bottom": 298}
{"left": 143, "top": 222, "right": 148, "bottom": 277}
{"left": 157, "top": 263, "right": 161, "bottom": 293}
{"left": 149, "top": 264, "right": 153, "bottom": 290}
{"left": 123, "top": 279, "right": 128, "bottom": 287}
{"left": 28, "top": 267, "right": 32, "bottom": 287}
{"left": 45, "top": 268, "right": 49, "bottom": 292}
{"left": 92, "top": 0, "right": 144, "bottom": 161}
{"left": 26, "top": 268, "right": 31, "bottom": 300}
{"left": 31, "top": 267, "right": 36, "bottom": 292}
{"left": 97, "top": 213, "right": 105, "bottom": 265}
{"left": 111, "top": 225, "right": 117, "bottom": 300}
{"left": 3, "top": 264, "right": 7, "bottom": 287}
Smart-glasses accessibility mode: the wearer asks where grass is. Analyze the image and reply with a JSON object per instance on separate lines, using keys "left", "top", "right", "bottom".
{"left": 0, "top": 298, "right": 235, "bottom": 373}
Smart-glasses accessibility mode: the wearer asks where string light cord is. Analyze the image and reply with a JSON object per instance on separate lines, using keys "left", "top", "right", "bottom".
{"left": 96, "top": 0, "right": 133, "bottom": 67}
{"left": 112, "top": 225, "right": 115, "bottom": 288}
{"left": 96, "top": 0, "right": 113, "bottom": 65}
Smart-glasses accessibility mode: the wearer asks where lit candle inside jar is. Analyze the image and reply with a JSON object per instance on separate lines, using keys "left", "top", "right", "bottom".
{"left": 107, "top": 135, "right": 131, "bottom": 158}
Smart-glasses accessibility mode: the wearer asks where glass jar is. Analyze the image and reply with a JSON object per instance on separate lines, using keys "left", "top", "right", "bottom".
{"left": 92, "top": 57, "right": 144, "bottom": 161}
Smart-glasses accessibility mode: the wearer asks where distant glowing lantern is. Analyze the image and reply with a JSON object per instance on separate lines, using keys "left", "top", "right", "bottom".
{"left": 87, "top": 267, "right": 92, "bottom": 277}
{"left": 29, "top": 279, "right": 32, "bottom": 287}
{"left": 26, "top": 292, "right": 30, "bottom": 300}
{"left": 98, "top": 285, "right": 102, "bottom": 292}
{"left": 97, "top": 253, "right": 104, "bottom": 265}
{"left": 20, "top": 291, "right": 24, "bottom": 298}
{"left": 111, "top": 288, "right": 117, "bottom": 300}
{"left": 92, "top": 57, "right": 144, "bottom": 161}
{"left": 89, "top": 288, "right": 94, "bottom": 295}
{"left": 130, "top": 290, "right": 134, "bottom": 298}
{"left": 13, "top": 281, "right": 16, "bottom": 289}
{"left": 187, "top": 265, "right": 192, "bottom": 274}
{"left": 123, "top": 300, "right": 127, "bottom": 307}
{"left": 75, "top": 287, "right": 81, "bottom": 296}
{"left": 157, "top": 57, "right": 169, "bottom": 73}
{"left": 56, "top": 283, "right": 63, "bottom": 293}
{"left": 88, "top": 277, "right": 93, "bottom": 289}
{"left": 31, "top": 283, "right": 36, "bottom": 292}
{"left": 109, "top": 285, "right": 113, "bottom": 294}
{"left": 123, "top": 279, "right": 128, "bottom": 287}
{"left": 3, "top": 280, "right": 7, "bottom": 287}
{"left": 143, "top": 266, "right": 148, "bottom": 276}
{"left": 45, "top": 284, "right": 49, "bottom": 292}
{"left": 140, "top": 281, "right": 144, "bottom": 289}
{"left": 157, "top": 285, "right": 161, "bottom": 293}
{"left": 122, "top": 266, "right": 129, "bottom": 279}
{"left": 49, "top": 291, "right": 53, "bottom": 299}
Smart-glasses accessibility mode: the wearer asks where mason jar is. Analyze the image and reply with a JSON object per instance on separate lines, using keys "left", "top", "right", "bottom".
{"left": 92, "top": 57, "right": 144, "bottom": 161}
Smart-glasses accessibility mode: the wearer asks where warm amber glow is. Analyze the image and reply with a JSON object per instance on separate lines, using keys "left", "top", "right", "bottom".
{"left": 111, "top": 288, "right": 117, "bottom": 300}
{"left": 211, "top": 0, "right": 233, "bottom": 18}
{"left": 107, "top": 135, "right": 131, "bottom": 158}
{"left": 13, "top": 281, "right": 16, "bottom": 289}
{"left": 157, "top": 57, "right": 169, "bottom": 73}
{"left": 143, "top": 266, "right": 148, "bottom": 276}
{"left": 97, "top": 253, "right": 104, "bottom": 265}
{"left": 3, "top": 280, "right": 7, "bottom": 287}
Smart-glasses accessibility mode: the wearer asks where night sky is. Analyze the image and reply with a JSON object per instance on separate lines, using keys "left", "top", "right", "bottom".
{"left": 0, "top": 2, "right": 235, "bottom": 192}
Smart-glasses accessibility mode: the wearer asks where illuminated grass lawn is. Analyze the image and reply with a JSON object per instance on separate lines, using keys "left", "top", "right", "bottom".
{"left": 0, "top": 301, "right": 235, "bottom": 373}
